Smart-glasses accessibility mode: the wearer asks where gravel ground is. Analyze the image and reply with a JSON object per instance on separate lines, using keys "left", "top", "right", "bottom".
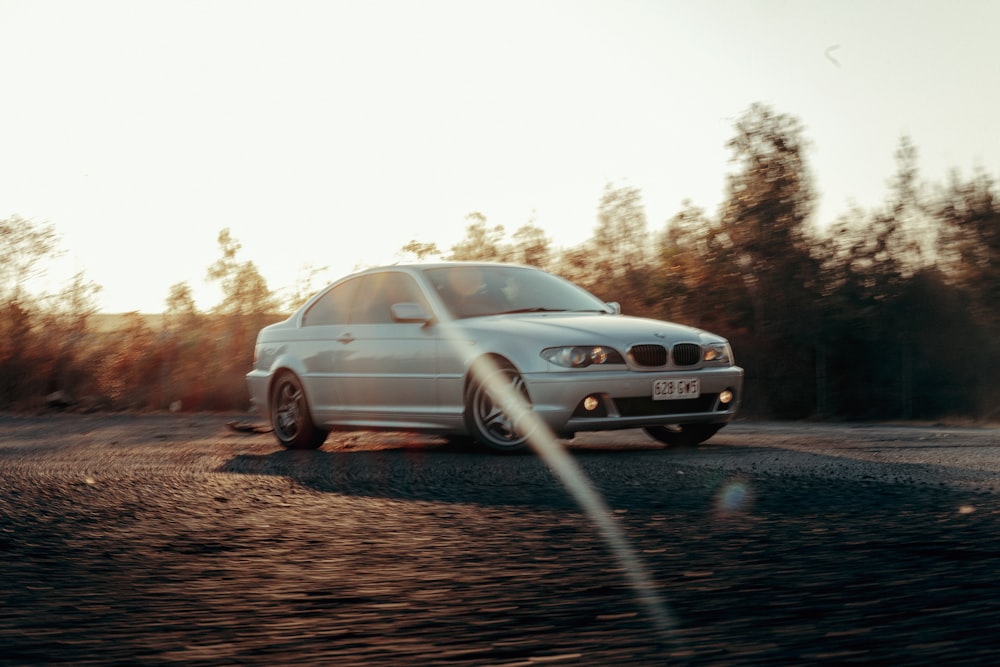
{"left": 1, "top": 414, "right": 999, "bottom": 665}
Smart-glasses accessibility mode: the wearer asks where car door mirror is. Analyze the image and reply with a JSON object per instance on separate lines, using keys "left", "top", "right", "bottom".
{"left": 605, "top": 301, "right": 622, "bottom": 315}
{"left": 390, "top": 302, "right": 433, "bottom": 323}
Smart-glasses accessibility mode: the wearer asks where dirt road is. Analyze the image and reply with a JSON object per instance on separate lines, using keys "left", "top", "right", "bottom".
{"left": 2, "top": 415, "right": 999, "bottom": 665}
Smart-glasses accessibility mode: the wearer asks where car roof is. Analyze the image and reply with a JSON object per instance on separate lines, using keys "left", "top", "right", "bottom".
{"left": 366, "top": 261, "right": 534, "bottom": 272}
{"left": 337, "top": 261, "right": 539, "bottom": 281}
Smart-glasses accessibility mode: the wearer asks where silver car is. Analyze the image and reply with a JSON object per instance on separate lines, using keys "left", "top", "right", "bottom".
{"left": 246, "top": 262, "right": 744, "bottom": 452}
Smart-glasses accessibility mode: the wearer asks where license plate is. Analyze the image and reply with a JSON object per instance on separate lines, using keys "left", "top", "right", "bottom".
{"left": 652, "top": 378, "right": 700, "bottom": 400}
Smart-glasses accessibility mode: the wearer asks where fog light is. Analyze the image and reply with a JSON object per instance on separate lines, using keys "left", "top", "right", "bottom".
{"left": 583, "top": 395, "right": 600, "bottom": 411}
{"left": 719, "top": 389, "right": 734, "bottom": 405}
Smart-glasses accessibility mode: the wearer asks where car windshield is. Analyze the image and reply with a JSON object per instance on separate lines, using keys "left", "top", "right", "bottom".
{"left": 422, "top": 265, "right": 610, "bottom": 319}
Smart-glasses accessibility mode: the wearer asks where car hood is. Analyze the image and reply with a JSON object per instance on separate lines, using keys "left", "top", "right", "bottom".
{"left": 453, "top": 312, "right": 723, "bottom": 346}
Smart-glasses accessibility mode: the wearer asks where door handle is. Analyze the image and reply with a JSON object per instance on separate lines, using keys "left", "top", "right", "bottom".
{"left": 336, "top": 333, "right": 355, "bottom": 344}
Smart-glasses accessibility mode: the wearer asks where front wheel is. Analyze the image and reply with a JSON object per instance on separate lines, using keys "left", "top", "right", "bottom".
{"left": 270, "top": 372, "right": 328, "bottom": 450}
{"left": 465, "top": 363, "right": 533, "bottom": 453}
{"left": 643, "top": 423, "right": 722, "bottom": 448}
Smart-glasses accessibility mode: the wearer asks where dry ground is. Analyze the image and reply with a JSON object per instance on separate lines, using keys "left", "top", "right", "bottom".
{"left": 2, "top": 415, "right": 999, "bottom": 665}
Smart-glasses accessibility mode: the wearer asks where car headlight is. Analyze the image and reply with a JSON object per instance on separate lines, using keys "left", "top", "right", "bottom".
{"left": 541, "top": 346, "right": 626, "bottom": 368}
{"left": 703, "top": 342, "right": 733, "bottom": 365}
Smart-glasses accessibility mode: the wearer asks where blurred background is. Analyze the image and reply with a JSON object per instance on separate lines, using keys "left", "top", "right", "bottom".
{"left": 1, "top": 1, "right": 997, "bottom": 420}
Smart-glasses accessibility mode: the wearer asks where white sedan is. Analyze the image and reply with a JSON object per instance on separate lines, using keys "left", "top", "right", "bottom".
{"left": 246, "top": 262, "right": 744, "bottom": 453}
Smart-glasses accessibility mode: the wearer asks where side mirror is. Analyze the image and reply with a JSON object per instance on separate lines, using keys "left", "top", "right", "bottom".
{"left": 605, "top": 301, "right": 622, "bottom": 315}
{"left": 390, "top": 302, "right": 433, "bottom": 323}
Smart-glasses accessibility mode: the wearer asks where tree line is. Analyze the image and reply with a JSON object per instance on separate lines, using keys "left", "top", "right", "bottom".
{"left": 2, "top": 102, "right": 998, "bottom": 421}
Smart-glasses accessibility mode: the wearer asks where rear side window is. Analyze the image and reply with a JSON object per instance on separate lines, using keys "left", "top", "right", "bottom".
{"left": 302, "top": 277, "right": 361, "bottom": 326}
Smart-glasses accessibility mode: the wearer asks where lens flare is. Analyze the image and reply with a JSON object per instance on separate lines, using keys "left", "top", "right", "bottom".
{"left": 455, "top": 328, "right": 678, "bottom": 643}
{"left": 717, "top": 479, "right": 751, "bottom": 514}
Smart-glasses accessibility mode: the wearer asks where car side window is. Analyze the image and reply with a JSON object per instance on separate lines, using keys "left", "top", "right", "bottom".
{"left": 352, "top": 272, "right": 429, "bottom": 324}
{"left": 302, "top": 277, "right": 361, "bottom": 326}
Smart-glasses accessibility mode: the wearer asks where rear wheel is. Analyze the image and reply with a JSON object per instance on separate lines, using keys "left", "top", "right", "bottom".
{"left": 465, "top": 362, "right": 533, "bottom": 453}
{"left": 270, "top": 372, "right": 328, "bottom": 450}
{"left": 643, "top": 423, "right": 722, "bottom": 448}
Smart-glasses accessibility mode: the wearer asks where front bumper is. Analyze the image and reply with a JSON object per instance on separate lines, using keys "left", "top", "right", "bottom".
{"left": 523, "top": 366, "right": 744, "bottom": 434}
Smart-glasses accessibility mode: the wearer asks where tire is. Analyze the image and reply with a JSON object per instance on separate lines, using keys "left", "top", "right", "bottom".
{"left": 269, "top": 372, "right": 328, "bottom": 450}
{"left": 643, "top": 423, "right": 722, "bottom": 448}
{"left": 465, "top": 362, "right": 533, "bottom": 453}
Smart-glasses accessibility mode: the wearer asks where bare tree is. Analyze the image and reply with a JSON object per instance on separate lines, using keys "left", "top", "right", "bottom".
{"left": 718, "top": 103, "right": 819, "bottom": 339}
{"left": 0, "top": 215, "right": 61, "bottom": 301}
{"left": 509, "top": 221, "right": 551, "bottom": 267}
{"left": 593, "top": 182, "right": 648, "bottom": 279}
{"left": 399, "top": 240, "right": 442, "bottom": 261}
{"left": 447, "top": 212, "right": 508, "bottom": 261}
{"left": 206, "top": 228, "right": 278, "bottom": 317}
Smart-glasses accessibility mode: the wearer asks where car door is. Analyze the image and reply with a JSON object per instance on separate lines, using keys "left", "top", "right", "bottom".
{"left": 337, "top": 270, "right": 440, "bottom": 425}
{"left": 297, "top": 276, "right": 361, "bottom": 421}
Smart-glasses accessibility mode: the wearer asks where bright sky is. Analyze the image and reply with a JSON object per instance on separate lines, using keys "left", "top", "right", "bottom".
{"left": 2, "top": 0, "right": 998, "bottom": 313}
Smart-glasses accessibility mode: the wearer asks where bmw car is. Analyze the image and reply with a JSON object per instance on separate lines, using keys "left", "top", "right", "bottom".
{"left": 246, "top": 262, "right": 744, "bottom": 452}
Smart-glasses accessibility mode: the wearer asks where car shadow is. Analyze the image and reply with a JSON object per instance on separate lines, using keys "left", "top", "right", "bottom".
{"left": 215, "top": 424, "right": 1000, "bottom": 521}
{"left": 218, "top": 443, "right": 614, "bottom": 509}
